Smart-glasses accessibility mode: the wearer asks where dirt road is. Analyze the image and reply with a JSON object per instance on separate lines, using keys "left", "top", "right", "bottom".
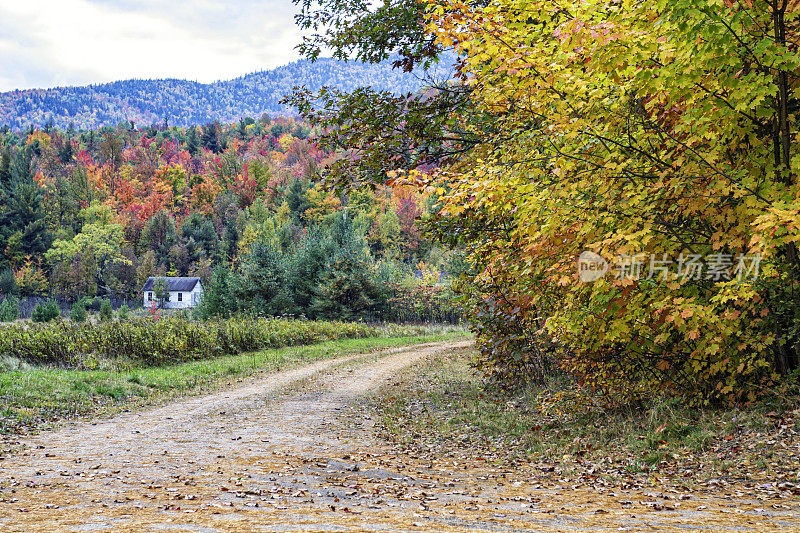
{"left": 0, "top": 340, "right": 797, "bottom": 531}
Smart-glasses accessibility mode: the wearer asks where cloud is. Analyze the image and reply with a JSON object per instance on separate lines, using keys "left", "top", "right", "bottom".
{"left": 0, "top": 0, "right": 303, "bottom": 91}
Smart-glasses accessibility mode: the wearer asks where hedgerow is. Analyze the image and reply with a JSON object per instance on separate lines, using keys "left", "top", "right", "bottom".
{"left": 0, "top": 317, "right": 412, "bottom": 368}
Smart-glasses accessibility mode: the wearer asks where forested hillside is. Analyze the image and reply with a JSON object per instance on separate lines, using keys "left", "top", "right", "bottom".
{"left": 0, "top": 116, "right": 460, "bottom": 323}
{"left": 0, "top": 57, "right": 452, "bottom": 131}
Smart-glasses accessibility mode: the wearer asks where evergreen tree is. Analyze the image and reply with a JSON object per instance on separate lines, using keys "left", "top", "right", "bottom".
{"left": 221, "top": 221, "right": 240, "bottom": 262}
{"left": 0, "top": 148, "right": 11, "bottom": 192}
{"left": 99, "top": 298, "right": 113, "bottom": 321}
{"left": 0, "top": 149, "right": 10, "bottom": 259}
{"left": 186, "top": 126, "right": 200, "bottom": 157}
{"left": 201, "top": 121, "right": 220, "bottom": 153}
{"left": 198, "top": 264, "right": 235, "bottom": 319}
{"left": 70, "top": 299, "right": 87, "bottom": 322}
{"left": 312, "top": 218, "right": 381, "bottom": 320}
{"left": 45, "top": 165, "right": 93, "bottom": 239}
{"left": 181, "top": 212, "right": 219, "bottom": 261}
{"left": 288, "top": 230, "right": 328, "bottom": 316}
{"left": 86, "top": 130, "right": 96, "bottom": 152}
{"left": 0, "top": 147, "right": 52, "bottom": 266}
{"left": 233, "top": 239, "right": 289, "bottom": 316}
{"left": 58, "top": 140, "right": 74, "bottom": 164}
{"left": 141, "top": 210, "right": 178, "bottom": 263}
{"left": 0, "top": 295, "right": 19, "bottom": 322}
{"left": 31, "top": 299, "right": 60, "bottom": 322}
{"left": 0, "top": 268, "right": 17, "bottom": 296}
{"left": 286, "top": 179, "right": 311, "bottom": 222}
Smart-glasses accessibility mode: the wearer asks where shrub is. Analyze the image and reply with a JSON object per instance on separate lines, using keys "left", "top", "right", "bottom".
{"left": 117, "top": 304, "right": 130, "bottom": 321}
{"left": 0, "top": 356, "right": 30, "bottom": 372}
{"left": 15, "top": 261, "right": 49, "bottom": 296}
{"left": 385, "top": 283, "right": 461, "bottom": 324}
{"left": 99, "top": 299, "right": 113, "bottom": 321}
{"left": 70, "top": 299, "right": 87, "bottom": 323}
{"left": 0, "top": 317, "right": 391, "bottom": 368}
{"left": 0, "top": 296, "right": 20, "bottom": 322}
{"left": 31, "top": 300, "right": 61, "bottom": 323}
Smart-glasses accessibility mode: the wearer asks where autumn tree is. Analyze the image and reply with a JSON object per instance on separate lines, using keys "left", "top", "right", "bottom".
{"left": 136, "top": 250, "right": 160, "bottom": 293}
{"left": 286, "top": 0, "right": 800, "bottom": 402}
{"left": 286, "top": 0, "right": 477, "bottom": 190}
{"left": 46, "top": 202, "right": 129, "bottom": 297}
{"left": 99, "top": 131, "right": 123, "bottom": 171}
{"left": 410, "top": 0, "right": 800, "bottom": 402}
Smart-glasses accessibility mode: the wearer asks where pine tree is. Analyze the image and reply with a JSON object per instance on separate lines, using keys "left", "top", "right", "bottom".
{"left": 201, "top": 121, "right": 220, "bottom": 153}
{"left": 0, "top": 149, "right": 10, "bottom": 261}
{"left": 186, "top": 126, "right": 200, "bottom": 157}
{"left": 182, "top": 213, "right": 219, "bottom": 261}
{"left": 286, "top": 179, "right": 311, "bottom": 222}
{"left": 58, "top": 140, "right": 74, "bottom": 164}
{"left": 198, "top": 264, "right": 235, "bottom": 319}
{"left": 141, "top": 210, "right": 178, "bottom": 264}
{"left": 0, "top": 268, "right": 17, "bottom": 296}
{"left": 0, "top": 147, "right": 51, "bottom": 266}
{"left": 312, "top": 217, "right": 380, "bottom": 320}
{"left": 233, "top": 239, "right": 289, "bottom": 316}
{"left": 288, "top": 230, "right": 328, "bottom": 316}
{"left": 0, "top": 149, "right": 11, "bottom": 192}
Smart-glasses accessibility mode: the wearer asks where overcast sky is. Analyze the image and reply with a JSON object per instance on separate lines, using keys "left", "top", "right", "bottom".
{"left": 0, "top": 0, "right": 305, "bottom": 91}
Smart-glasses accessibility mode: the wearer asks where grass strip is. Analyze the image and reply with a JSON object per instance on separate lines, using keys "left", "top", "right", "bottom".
{"left": 0, "top": 329, "right": 469, "bottom": 436}
{"left": 373, "top": 345, "right": 800, "bottom": 485}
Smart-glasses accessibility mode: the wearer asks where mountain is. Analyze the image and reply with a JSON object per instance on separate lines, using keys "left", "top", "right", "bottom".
{"left": 0, "top": 58, "right": 451, "bottom": 131}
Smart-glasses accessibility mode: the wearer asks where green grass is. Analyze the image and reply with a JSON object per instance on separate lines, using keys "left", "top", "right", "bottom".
{"left": 0, "top": 327, "right": 469, "bottom": 435}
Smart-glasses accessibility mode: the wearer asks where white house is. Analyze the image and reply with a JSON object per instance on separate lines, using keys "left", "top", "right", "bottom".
{"left": 142, "top": 277, "right": 204, "bottom": 309}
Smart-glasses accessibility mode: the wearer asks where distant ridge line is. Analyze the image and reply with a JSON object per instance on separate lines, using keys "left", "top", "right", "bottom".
{"left": 0, "top": 56, "right": 453, "bottom": 131}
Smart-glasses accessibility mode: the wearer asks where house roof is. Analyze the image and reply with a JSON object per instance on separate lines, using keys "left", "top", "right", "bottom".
{"left": 142, "top": 277, "right": 202, "bottom": 292}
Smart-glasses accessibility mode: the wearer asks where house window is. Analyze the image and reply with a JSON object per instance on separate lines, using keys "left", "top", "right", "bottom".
{"left": 148, "top": 292, "right": 153, "bottom": 301}
{"left": 177, "top": 292, "right": 183, "bottom": 302}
